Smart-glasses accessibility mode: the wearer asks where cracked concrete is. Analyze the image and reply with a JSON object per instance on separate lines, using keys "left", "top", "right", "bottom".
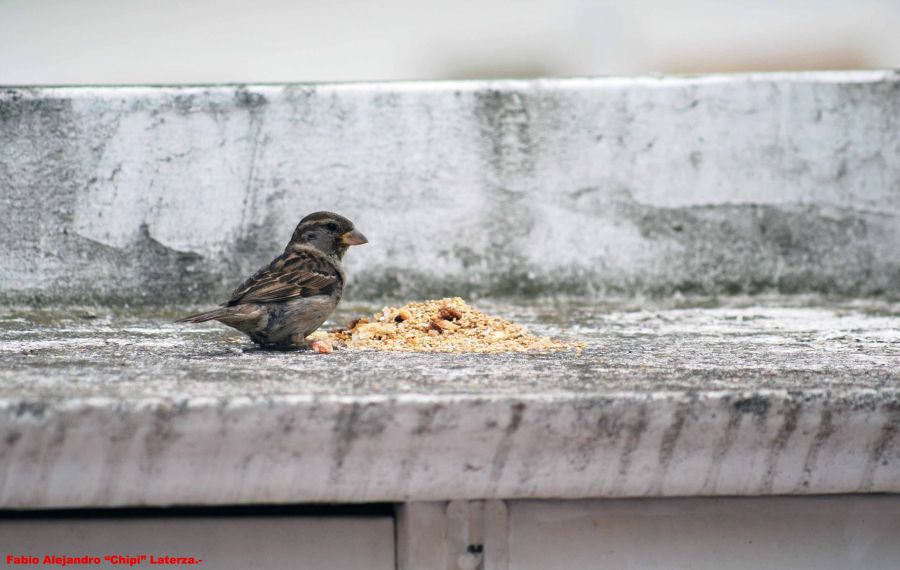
{"left": 1, "top": 298, "right": 899, "bottom": 507}
{"left": 2, "top": 71, "right": 900, "bottom": 304}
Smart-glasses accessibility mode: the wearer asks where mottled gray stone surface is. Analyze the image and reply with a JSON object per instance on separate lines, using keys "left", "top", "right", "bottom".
{"left": 2, "top": 299, "right": 898, "bottom": 507}
{"left": 3, "top": 73, "right": 899, "bottom": 509}
{"left": 2, "top": 71, "right": 900, "bottom": 304}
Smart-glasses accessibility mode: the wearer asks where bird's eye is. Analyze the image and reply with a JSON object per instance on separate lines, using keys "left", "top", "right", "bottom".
{"left": 326, "top": 222, "right": 338, "bottom": 232}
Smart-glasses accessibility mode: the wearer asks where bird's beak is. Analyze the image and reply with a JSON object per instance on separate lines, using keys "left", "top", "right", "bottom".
{"left": 341, "top": 229, "right": 368, "bottom": 246}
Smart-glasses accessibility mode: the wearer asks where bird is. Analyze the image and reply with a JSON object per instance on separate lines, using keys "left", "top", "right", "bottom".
{"left": 177, "top": 211, "right": 367, "bottom": 352}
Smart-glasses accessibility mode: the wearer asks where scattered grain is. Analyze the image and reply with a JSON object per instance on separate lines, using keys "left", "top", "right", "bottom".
{"left": 312, "top": 297, "right": 582, "bottom": 353}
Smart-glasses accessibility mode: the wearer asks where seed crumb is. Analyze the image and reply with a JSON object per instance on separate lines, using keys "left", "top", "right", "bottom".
{"left": 438, "top": 305, "right": 463, "bottom": 321}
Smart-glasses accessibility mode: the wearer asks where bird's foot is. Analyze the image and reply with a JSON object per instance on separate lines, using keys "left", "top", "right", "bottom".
{"left": 310, "top": 339, "right": 334, "bottom": 354}
{"left": 286, "top": 333, "right": 334, "bottom": 353}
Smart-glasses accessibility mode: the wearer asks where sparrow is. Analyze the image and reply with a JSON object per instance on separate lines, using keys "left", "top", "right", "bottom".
{"left": 177, "top": 211, "right": 368, "bottom": 352}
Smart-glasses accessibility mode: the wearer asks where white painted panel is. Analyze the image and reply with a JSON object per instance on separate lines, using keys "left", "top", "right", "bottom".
{"left": 0, "top": 516, "right": 394, "bottom": 570}
{"left": 509, "top": 496, "right": 900, "bottom": 570}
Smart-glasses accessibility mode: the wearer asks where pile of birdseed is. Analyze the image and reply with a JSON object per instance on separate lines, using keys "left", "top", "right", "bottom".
{"left": 312, "top": 297, "right": 580, "bottom": 353}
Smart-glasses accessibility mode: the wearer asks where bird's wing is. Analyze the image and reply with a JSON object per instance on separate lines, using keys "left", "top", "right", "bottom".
{"left": 227, "top": 249, "right": 341, "bottom": 305}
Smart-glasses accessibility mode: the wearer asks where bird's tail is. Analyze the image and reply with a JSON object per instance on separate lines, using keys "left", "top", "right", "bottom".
{"left": 176, "top": 307, "right": 232, "bottom": 324}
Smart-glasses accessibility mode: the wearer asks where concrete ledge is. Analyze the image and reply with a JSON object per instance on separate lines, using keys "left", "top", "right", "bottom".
{"left": 2, "top": 391, "right": 898, "bottom": 508}
{"left": 2, "top": 301, "right": 899, "bottom": 508}
{"left": 3, "top": 72, "right": 899, "bottom": 510}
{"left": 3, "top": 71, "right": 900, "bottom": 303}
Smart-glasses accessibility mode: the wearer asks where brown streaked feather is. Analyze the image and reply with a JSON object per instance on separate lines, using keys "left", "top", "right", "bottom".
{"left": 227, "top": 248, "right": 341, "bottom": 305}
{"left": 176, "top": 307, "right": 232, "bottom": 324}
{"left": 175, "top": 304, "right": 265, "bottom": 329}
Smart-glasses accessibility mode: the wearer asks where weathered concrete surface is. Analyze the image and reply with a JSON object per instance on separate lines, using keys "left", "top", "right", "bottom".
{"left": 1, "top": 298, "right": 898, "bottom": 507}
{"left": 3, "top": 71, "right": 900, "bottom": 304}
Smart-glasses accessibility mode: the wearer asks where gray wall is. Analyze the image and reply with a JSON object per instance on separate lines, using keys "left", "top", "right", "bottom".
{"left": 2, "top": 71, "right": 899, "bottom": 304}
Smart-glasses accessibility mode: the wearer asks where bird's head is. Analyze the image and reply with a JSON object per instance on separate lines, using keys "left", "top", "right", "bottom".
{"left": 288, "top": 211, "right": 368, "bottom": 259}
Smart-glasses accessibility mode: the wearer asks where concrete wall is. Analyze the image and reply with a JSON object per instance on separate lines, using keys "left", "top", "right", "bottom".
{"left": 507, "top": 497, "right": 900, "bottom": 570}
{"left": 399, "top": 497, "right": 900, "bottom": 570}
{"left": 2, "top": 71, "right": 899, "bottom": 304}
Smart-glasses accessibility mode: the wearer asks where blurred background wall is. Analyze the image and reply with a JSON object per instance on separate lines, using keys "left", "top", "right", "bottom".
{"left": 1, "top": 0, "right": 898, "bottom": 85}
